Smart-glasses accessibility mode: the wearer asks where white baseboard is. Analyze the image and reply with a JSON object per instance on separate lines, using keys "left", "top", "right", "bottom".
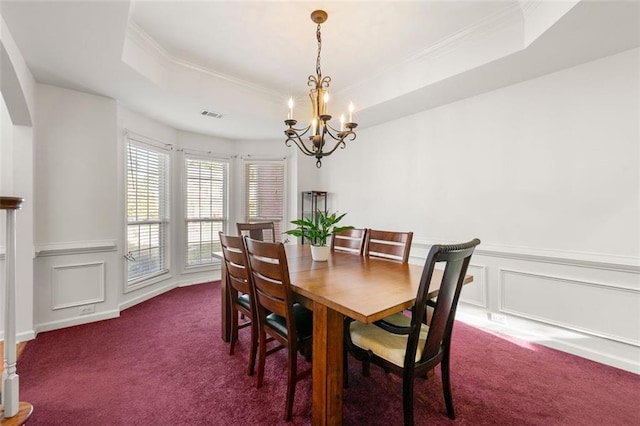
{"left": 35, "top": 309, "right": 120, "bottom": 335}
{"left": 457, "top": 304, "right": 640, "bottom": 375}
{"left": 119, "top": 281, "right": 177, "bottom": 311}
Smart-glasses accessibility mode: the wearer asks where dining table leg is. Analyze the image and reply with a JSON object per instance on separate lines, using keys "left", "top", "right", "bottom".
{"left": 220, "top": 260, "right": 231, "bottom": 342}
{"left": 312, "top": 302, "right": 344, "bottom": 425}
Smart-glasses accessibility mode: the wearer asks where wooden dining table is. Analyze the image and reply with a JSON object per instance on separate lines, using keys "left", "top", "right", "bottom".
{"left": 216, "top": 244, "right": 473, "bottom": 425}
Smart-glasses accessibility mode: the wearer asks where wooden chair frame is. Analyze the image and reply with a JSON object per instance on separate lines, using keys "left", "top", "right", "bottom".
{"left": 219, "top": 232, "right": 258, "bottom": 376}
{"left": 236, "top": 222, "right": 276, "bottom": 242}
{"left": 244, "top": 237, "right": 312, "bottom": 421}
{"left": 345, "top": 239, "right": 480, "bottom": 425}
{"left": 331, "top": 228, "right": 368, "bottom": 255}
{"left": 364, "top": 229, "right": 414, "bottom": 263}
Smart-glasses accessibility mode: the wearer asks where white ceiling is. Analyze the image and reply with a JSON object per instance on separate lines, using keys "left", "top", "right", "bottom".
{"left": 2, "top": 1, "right": 639, "bottom": 141}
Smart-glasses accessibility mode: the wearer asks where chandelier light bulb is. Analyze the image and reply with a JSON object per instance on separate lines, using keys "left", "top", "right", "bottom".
{"left": 288, "top": 97, "right": 294, "bottom": 119}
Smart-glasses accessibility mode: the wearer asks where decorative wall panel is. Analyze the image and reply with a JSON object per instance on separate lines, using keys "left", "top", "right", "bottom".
{"left": 460, "top": 264, "right": 488, "bottom": 308}
{"left": 52, "top": 262, "right": 105, "bottom": 310}
{"left": 500, "top": 269, "right": 640, "bottom": 346}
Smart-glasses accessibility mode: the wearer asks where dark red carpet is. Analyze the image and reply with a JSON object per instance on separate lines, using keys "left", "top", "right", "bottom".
{"left": 17, "top": 282, "right": 640, "bottom": 425}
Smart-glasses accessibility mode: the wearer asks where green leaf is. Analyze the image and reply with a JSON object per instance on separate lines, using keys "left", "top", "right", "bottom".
{"left": 283, "top": 210, "right": 353, "bottom": 246}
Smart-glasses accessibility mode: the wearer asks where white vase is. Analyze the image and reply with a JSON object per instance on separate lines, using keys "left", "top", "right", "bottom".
{"left": 310, "top": 245, "right": 330, "bottom": 261}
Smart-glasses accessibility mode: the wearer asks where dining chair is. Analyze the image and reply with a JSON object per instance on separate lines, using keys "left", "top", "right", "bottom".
{"left": 244, "top": 237, "right": 313, "bottom": 421}
{"left": 219, "top": 233, "right": 258, "bottom": 376}
{"left": 345, "top": 229, "right": 414, "bottom": 377}
{"left": 331, "top": 228, "right": 368, "bottom": 255}
{"left": 237, "top": 222, "right": 276, "bottom": 242}
{"left": 344, "top": 238, "right": 480, "bottom": 425}
{"left": 364, "top": 229, "right": 414, "bottom": 263}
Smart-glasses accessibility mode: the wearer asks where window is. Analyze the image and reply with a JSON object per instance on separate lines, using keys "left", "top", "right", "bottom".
{"left": 126, "top": 140, "right": 170, "bottom": 285}
{"left": 185, "top": 156, "right": 228, "bottom": 267}
{"left": 245, "top": 161, "right": 285, "bottom": 240}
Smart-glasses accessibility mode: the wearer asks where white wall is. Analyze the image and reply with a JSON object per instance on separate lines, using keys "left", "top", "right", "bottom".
{"left": 34, "top": 84, "right": 121, "bottom": 331}
{"left": 32, "top": 93, "right": 299, "bottom": 333}
{"left": 319, "top": 48, "right": 640, "bottom": 372}
{"left": 0, "top": 15, "right": 36, "bottom": 341}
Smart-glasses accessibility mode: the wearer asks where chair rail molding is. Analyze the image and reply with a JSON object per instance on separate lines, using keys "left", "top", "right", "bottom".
{"left": 411, "top": 239, "right": 639, "bottom": 273}
{"left": 35, "top": 240, "right": 117, "bottom": 257}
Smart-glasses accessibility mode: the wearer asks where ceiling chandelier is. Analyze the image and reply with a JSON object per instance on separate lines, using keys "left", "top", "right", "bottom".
{"left": 284, "top": 10, "right": 357, "bottom": 168}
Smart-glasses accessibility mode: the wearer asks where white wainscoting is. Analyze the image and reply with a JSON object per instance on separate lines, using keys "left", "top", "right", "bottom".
{"left": 51, "top": 262, "right": 105, "bottom": 310}
{"left": 460, "top": 264, "right": 488, "bottom": 308}
{"left": 33, "top": 238, "right": 220, "bottom": 335}
{"left": 34, "top": 240, "right": 121, "bottom": 334}
{"left": 500, "top": 269, "right": 639, "bottom": 347}
{"left": 410, "top": 239, "right": 640, "bottom": 374}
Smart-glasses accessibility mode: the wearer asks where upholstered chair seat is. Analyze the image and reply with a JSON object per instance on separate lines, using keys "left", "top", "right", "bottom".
{"left": 350, "top": 313, "right": 429, "bottom": 366}
{"left": 265, "top": 304, "right": 313, "bottom": 341}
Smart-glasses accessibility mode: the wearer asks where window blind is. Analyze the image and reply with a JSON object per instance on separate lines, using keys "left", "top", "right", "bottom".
{"left": 126, "top": 142, "right": 170, "bottom": 283}
{"left": 245, "top": 161, "right": 285, "bottom": 240}
{"left": 185, "top": 156, "right": 228, "bottom": 267}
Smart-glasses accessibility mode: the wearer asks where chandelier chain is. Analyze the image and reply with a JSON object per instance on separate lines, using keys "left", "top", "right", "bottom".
{"left": 316, "top": 24, "right": 322, "bottom": 77}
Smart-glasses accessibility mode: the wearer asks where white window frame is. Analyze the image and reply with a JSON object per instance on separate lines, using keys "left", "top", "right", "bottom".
{"left": 124, "top": 132, "right": 172, "bottom": 291}
{"left": 184, "top": 153, "right": 229, "bottom": 269}
{"left": 243, "top": 159, "right": 287, "bottom": 242}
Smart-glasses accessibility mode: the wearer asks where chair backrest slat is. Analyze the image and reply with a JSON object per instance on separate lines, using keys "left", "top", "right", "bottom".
{"left": 331, "top": 228, "right": 367, "bottom": 255}
{"left": 219, "top": 233, "right": 251, "bottom": 295}
{"left": 364, "top": 229, "right": 413, "bottom": 263}
{"left": 237, "top": 222, "right": 276, "bottom": 242}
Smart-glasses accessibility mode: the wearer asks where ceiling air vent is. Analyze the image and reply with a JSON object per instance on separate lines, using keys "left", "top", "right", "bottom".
{"left": 201, "top": 110, "right": 224, "bottom": 119}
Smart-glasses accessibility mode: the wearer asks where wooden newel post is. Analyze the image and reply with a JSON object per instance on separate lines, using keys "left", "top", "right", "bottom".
{"left": 0, "top": 197, "right": 33, "bottom": 423}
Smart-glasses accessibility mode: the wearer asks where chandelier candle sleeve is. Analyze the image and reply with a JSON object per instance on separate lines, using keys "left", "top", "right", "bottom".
{"left": 284, "top": 9, "right": 358, "bottom": 168}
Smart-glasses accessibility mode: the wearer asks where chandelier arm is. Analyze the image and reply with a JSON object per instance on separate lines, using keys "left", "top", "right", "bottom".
{"left": 290, "top": 125, "right": 312, "bottom": 135}
{"left": 324, "top": 125, "right": 355, "bottom": 142}
{"left": 323, "top": 131, "right": 357, "bottom": 156}
{"left": 325, "top": 123, "right": 342, "bottom": 133}
{"left": 284, "top": 131, "right": 317, "bottom": 156}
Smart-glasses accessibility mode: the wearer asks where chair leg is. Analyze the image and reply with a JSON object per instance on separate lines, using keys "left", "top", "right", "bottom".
{"left": 402, "top": 375, "right": 415, "bottom": 426}
{"left": 441, "top": 355, "right": 456, "bottom": 419}
{"left": 256, "top": 331, "right": 267, "bottom": 389}
{"left": 362, "top": 360, "right": 370, "bottom": 377}
{"left": 343, "top": 345, "right": 349, "bottom": 388}
{"left": 303, "top": 340, "right": 312, "bottom": 363}
{"left": 285, "top": 346, "right": 297, "bottom": 421}
{"left": 230, "top": 310, "right": 238, "bottom": 355}
{"left": 248, "top": 319, "right": 257, "bottom": 376}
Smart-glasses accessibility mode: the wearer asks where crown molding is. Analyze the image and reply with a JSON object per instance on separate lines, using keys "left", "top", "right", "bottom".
{"left": 125, "top": 22, "right": 283, "bottom": 101}
{"left": 518, "top": 0, "right": 545, "bottom": 18}
{"left": 334, "top": 2, "right": 525, "bottom": 99}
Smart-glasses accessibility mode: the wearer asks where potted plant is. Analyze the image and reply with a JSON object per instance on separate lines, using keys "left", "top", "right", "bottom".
{"left": 285, "top": 211, "right": 353, "bottom": 261}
